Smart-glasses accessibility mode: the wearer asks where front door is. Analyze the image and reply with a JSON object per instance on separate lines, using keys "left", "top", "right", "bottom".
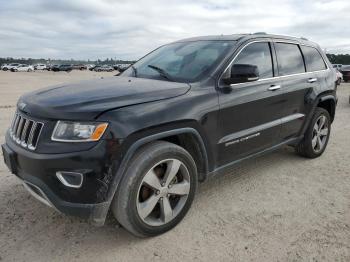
{"left": 217, "top": 41, "right": 285, "bottom": 167}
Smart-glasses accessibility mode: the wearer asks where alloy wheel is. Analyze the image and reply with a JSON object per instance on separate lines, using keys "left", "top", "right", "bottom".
{"left": 136, "top": 158, "right": 191, "bottom": 226}
{"left": 312, "top": 115, "right": 329, "bottom": 153}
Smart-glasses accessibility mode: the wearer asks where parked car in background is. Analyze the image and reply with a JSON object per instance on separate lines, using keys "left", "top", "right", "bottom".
{"left": 89, "top": 65, "right": 98, "bottom": 71}
{"left": 113, "top": 64, "right": 120, "bottom": 70}
{"left": 2, "top": 63, "right": 21, "bottom": 71}
{"left": 87, "top": 64, "right": 95, "bottom": 70}
{"left": 117, "top": 64, "right": 131, "bottom": 72}
{"left": 11, "top": 64, "right": 34, "bottom": 72}
{"left": 93, "top": 65, "right": 114, "bottom": 72}
{"left": 1, "top": 64, "right": 9, "bottom": 70}
{"left": 333, "top": 64, "right": 342, "bottom": 71}
{"left": 341, "top": 65, "right": 350, "bottom": 82}
{"left": 34, "top": 64, "right": 47, "bottom": 70}
{"left": 52, "top": 64, "right": 73, "bottom": 72}
{"left": 335, "top": 69, "right": 343, "bottom": 85}
{"left": 72, "top": 64, "right": 87, "bottom": 70}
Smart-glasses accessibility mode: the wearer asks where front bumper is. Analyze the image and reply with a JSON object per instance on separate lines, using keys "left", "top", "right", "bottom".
{"left": 2, "top": 131, "right": 121, "bottom": 225}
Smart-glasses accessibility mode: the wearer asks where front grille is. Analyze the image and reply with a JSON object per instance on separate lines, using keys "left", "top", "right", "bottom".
{"left": 9, "top": 112, "right": 44, "bottom": 150}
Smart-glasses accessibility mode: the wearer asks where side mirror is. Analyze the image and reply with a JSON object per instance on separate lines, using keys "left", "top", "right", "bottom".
{"left": 223, "top": 64, "right": 259, "bottom": 85}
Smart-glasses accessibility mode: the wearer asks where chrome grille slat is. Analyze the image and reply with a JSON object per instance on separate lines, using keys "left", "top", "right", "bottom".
{"left": 16, "top": 117, "right": 24, "bottom": 142}
{"left": 10, "top": 113, "right": 18, "bottom": 131}
{"left": 20, "top": 119, "right": 30, "bottom": 146}
{"left": 9, "top": 111, "right": 44, "bottom": 151}
{"left": 12, "top": 114, "right": 20, "bottom": 136}
{"left": 27, "top": 122, "right": 37, "bottom": 148}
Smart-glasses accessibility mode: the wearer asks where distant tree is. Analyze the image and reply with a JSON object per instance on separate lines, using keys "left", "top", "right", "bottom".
{"left": 326, "top": 53, "right": 350, "bottom": 65}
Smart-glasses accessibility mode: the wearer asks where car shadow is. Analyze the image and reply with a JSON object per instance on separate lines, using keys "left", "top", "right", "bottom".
{"left": 0, "top": 145, "right": 309, "bottom": 260}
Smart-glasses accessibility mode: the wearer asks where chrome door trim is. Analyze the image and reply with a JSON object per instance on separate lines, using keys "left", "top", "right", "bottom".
{"left": 218, "top": 113, "right": 305, "bottom": 145}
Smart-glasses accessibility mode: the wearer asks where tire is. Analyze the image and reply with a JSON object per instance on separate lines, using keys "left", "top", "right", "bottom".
{"left": 111, "top": 141, "right": 198, "bottom": 237}
{"left": 3, "top": 68, "right": 8, "bottom": 71}
{"left": 337, "top": 78, "right": 341, "bottom": 85}
{"left": 296, "top": 107, "right": 331, "bottom": 158}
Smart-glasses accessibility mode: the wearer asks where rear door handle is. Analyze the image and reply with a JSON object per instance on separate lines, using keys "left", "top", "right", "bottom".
{"left": 308, "top": 78, "right": 318, "bottom": 83}
{"left": 268, "top": 85, "right": 281, "bottom": 91}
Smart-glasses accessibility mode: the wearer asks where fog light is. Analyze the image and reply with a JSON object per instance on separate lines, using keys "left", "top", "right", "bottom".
{"left": 56, "top": 171, "right": 83, "bottom": 188}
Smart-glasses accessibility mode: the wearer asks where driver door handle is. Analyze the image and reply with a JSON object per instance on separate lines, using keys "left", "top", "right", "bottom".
{"left": 308, "top": 78, "right": 318, "bottom": 83}
{"left": 268, "top": 85, "right": 281, "bottom": 91}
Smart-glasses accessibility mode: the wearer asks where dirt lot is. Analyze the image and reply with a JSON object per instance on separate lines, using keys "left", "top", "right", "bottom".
{"left": 0, "top": 70, "right": 349, "bottom": 261}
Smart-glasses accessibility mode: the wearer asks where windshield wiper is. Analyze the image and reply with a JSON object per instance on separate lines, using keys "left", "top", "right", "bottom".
{"left": 131, "top": 65, "right": 137, "bottom": 77}
{"left": 147, "top": 64, "right": 174, "bottom": 81}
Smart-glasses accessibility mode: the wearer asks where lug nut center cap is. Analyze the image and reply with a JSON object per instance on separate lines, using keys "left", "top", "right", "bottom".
{"left": 159, "top": 187, "right": 168, "bottom": 197}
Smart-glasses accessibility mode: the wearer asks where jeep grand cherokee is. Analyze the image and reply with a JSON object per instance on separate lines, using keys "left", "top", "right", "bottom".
{"left": 2, "top": 33, "right": 337, "bottom": 237}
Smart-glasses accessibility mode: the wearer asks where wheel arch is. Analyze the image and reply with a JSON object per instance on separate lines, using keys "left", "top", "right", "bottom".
{"left": 120, "top": 128, "right": 210, "bottom": 182}
{"left": 317, "top": 94, "right": 337, "bottom": 122}
{"left": 91, "top": 127, "right": 210, "bottom": 226}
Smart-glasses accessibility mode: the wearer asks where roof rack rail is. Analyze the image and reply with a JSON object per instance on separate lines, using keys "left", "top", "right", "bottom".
{"left": 253, "top": 32, "right": 267, "bottom": 35}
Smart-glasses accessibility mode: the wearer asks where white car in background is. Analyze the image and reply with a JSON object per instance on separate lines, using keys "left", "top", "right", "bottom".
{"left": 11, "top": 64, "right": 34, "bottom": 72}
{"left": 1, "top": 64, "right": 9, "bottom": 70}
{"left": 2, "top": 63, "right": 21, "bottom": 71}
{"left": 34, "top": 64, "right": 47, "bottom": 70}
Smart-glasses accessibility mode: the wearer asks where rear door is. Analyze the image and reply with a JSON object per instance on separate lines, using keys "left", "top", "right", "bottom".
{"left": 273, "top": 41, "right": 318, "bottom": 140}
{"left": 301, "top": 44, "right": 331, "bottom": 99}
{"left": 217, "top": 40, "right": 285, "bottom": 166}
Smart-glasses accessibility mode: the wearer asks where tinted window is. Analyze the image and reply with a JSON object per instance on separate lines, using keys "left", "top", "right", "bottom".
{"left": 301, "top": 46, "right": 327, "bottom": 72}
{"left": 232, "top": 42, "right": 273, "bottom": 79}
{"left": 275, "top": 43, "right": 305, "bottom": 75}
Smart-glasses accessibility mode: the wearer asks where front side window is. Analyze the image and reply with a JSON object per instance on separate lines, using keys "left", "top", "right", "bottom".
{"left": 123, "top": 40, "right": 236, "bottom": 83}
{"left": 301, "top": 46, "right": 327, "bottom": 72}
{"left": 232, "top": 42, "right": 274, "bottom": 79}
{"left": 275, "top": 43, "right": 305, "bottom": 76}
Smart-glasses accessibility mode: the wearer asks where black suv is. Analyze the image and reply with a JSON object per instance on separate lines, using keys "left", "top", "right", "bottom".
{"left": 52, "top": 64, "right": 73, "bottom": 72}
{"left": 1, "top": 33, "right": 337, "bottom": 237}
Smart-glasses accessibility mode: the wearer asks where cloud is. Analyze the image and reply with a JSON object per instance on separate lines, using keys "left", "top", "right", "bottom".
{"left": 0, "top": 0, "right": 349, "bottom": 60}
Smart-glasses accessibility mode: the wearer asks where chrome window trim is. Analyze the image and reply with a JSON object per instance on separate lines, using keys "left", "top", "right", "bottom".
{"left": 218, "top": 39, "right": 330, "bottom": 88}
{"left": 298, "top": 44, "right": 329, "bottom": 71}
{"left": 218, "top": 40, "right": 272, "bottom": 86}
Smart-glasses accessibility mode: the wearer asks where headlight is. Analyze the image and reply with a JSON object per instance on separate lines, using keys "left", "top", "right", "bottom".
{"left": 52, "top": 121, "right": 108, "bottom": 142}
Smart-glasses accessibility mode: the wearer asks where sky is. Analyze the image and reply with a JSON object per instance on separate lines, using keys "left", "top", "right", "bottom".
{"left": 0, "top": 0, "right": 349, "bottom": 60}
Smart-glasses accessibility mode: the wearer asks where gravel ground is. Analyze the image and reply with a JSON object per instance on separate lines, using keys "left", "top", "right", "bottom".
{"left": 0, "top": 71, "right": 349, "bottom": 262}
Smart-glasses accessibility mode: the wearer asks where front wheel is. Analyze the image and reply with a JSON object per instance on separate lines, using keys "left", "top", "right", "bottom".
{"left": 111, "top": 141, "right": 198, "bottom": 237}
{"left": 296, "top": 107, "right": 331, "bottom": 158}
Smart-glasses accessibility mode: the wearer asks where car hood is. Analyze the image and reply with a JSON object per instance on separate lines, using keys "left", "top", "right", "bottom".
{"left": 19, "top": 77, "right": 191, "bottom": 120}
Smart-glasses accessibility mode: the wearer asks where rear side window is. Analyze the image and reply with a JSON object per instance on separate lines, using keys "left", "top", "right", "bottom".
{"left": 301, "top": 46, "right": 327, "bottom": 72}
{"left": 275, "top": 43, "right": 305, "bottom": 76}
{"left": 233, "top": 42, "right": 273, "bottom": 79}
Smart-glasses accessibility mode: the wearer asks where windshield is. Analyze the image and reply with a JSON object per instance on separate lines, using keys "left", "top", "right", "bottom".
{"left": 124, "top": 40, "right": 236, "bottom": 83}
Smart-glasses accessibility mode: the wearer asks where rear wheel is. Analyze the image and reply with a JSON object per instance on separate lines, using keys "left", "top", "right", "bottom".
{"left": 296, "top": 107, "right": 331, "bottom": 158}
{"left": 111, "top": 141, "right": 197, "bottom": 237}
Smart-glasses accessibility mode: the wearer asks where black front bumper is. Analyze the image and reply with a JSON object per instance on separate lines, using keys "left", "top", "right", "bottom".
{"left": 2, "top": 132, "right": 120, "bottom": 225}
